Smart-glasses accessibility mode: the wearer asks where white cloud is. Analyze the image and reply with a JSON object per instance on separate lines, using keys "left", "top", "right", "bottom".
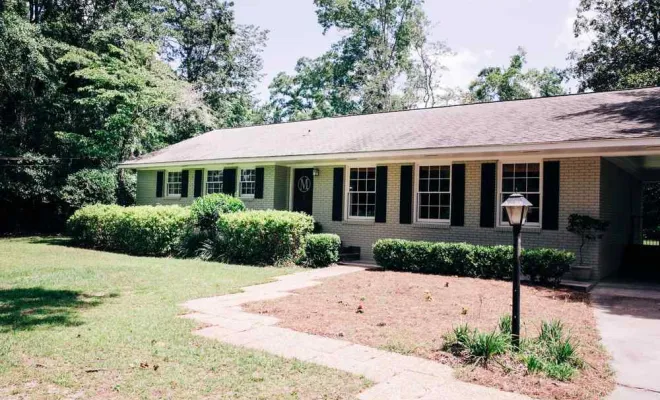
{"left": 554, "top": 0, "right": 592, "bottom": 51}
{"left": 437, "top": 49, "right": 482, "bottom": 90}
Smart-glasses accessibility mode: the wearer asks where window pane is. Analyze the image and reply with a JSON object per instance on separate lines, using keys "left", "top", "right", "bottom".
{"left": 440, "top": 179, "right": 450, "bottom": 192}
{"left": 527, "top": 194, "right": 540, "bottom": 207}
{"left": 441, "top": 193, "right": 451, "bottom": 206}
{"left": 358, "top": 204, "right": 366, "bottom": 216}
{"left": 430, "top": 167, "right": 440, "bottom": 179}
{"left": 420, "top": 206, "right": 429, "bottom": 219}
{"left": 420, "top": 193, "right": 429, "bottom": 206}
{"left": 367, "top": 180, "right": 375, "bottom": 191}
{"left": 351, "top": 205, "right": 358, "bottom": 216}
{"left": 367, "top": 193, "right": 376, "bottom": 205}
{"left": 419, "top": 179, "right": 429, "bottom": 192}
{"left": 514, "top": 178, "right": 527, "bottom": 192}
{"left": 420, "top": 167, "right": 429, "bottom": 179}
{"left": 358, "top": 170, "right": 366, "bottom": 179}
{"left": 440, "top": 166, "right": 450, "bottom": 179}
{"left": 527, "top": 178, "right": 539, "bottom": 192}
{"left": 430, "top": 193, "right": 440, "bottom": 206}
{"left": 429, "top": 179, "right": 439, "bottom": 192}
{"left": 502, "top": 178, "right": 514, "bottom": 192}
{"left": 527, "top": 163, "right": 540, "bottom": 177}
{"left": 350, "top": 170, "right": 357, "bottom": 179}
{"left": 527, "top": 207, "right": 539, "bottom": 223}
{"left": 515, "top": 163, "right": 526, "bottom": 174}
{"left": 503, "top": 164, "right": 514, "bottom": 178}
{"left": 429, "top": 206, "right": 439, "bottom": 219}
{"left": 366, "top": 205, "right": 375, "bottom": 217}
{"left": 440, "top": 207, "right": 450, "bottom": 220}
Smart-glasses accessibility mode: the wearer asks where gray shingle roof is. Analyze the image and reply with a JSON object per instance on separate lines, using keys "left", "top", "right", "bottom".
{"left": 121, "top": 87, "right": 660, "bottom": 166}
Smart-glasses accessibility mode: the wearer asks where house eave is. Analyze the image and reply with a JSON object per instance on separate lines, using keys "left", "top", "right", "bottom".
{"left": 118, "top": 137, "right": 660, "bottom": 169}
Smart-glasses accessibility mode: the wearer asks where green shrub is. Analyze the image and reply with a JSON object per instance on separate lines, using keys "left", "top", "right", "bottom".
{"left": 373, "top": 239, "right": 574, "bottom": 284}
{"left": 498, "top": 314, "right": 512, "bottom": 336}
{"left": 522, "top": 249, "right": 575, "bottom": 286}
{"left": 303, "top": 233, "right": 341, "bottom": 267}
{"left": 60, "top": 169, "right": 117, "bottom": 209}
{"left": 468, "top": 331, "right": 509, "bottom": 365}
{"left": 66, "top": 204, "right": 189, "bottom": 256}
{"left": 190, "top": 193, "right": 245, "bottom": 232}
{"left": 216, "top": 210, "right": 314, "bottom": 265}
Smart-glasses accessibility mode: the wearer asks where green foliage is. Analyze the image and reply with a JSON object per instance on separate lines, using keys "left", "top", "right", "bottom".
{"left": 467, "top": 331, "right": 510, "bottom": 365}
{"left": 66, "top": 204, "right": 190, "bottom": 256}
{"left": 215, "top": 211, "right": 315, "bottom": 265}
{"left": 522, "top": 248, "right": 576, "bottom": 286}
{"left": 189, "top": 194, "right": 246, "bottom": 232}
{"left": 443, "top": 318, "right": 584, "bottom": 381}
{"left": 117, "top": 170, "right": 137, "bottom": 206}
{"left": 467, "top": 47, "right": 566, "bottom": 102}
{"left": 566, "top": 214, "right": 609, "bottom": 264}
{"left": 373, "top": 239, "right": 574, "bottom": 285}
{"left": 498, "top": 314, "right": 512, "bottom": 336}
{"left": 60, "top": 169, "right": 118, "bottom": 209}
{"left": 572, "top": 0, "right": 660, "bottom": 91}
{"left": 303, "top": 233, "right": 341, "bottom": 268}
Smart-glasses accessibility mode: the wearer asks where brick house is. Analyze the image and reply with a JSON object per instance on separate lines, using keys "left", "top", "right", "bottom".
{"left": 120, "top": 87, "right": 660, "bottom": 280}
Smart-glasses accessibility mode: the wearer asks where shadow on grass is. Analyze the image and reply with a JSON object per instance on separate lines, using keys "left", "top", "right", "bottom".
{"left": 27, "top": 236, "right": 75, "bottom": 247}
{"left": 0, "top": 287, "right": 114, "bottom": 332}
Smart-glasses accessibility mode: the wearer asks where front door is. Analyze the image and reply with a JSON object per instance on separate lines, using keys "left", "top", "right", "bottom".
{"left": 293, "top": 168, "right": 314, "bottom": 215}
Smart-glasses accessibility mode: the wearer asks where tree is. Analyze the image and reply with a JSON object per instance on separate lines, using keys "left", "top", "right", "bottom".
{"left": 313, "top": 0, "right": 428, "bottom": 112}
{"left": 468, "top": 48, "right": 566, "bottom": 102}
{"left": 268, "top": 51, "right": 360, "bottom": 122}
{"left": 57, "top": 40, "right": 213, "bottom": 165}
{"left": 571, "top": 0, "right": 660, "bottom": 92}
{"left": 402, "top": 17, "right": 452, "bottom": 108}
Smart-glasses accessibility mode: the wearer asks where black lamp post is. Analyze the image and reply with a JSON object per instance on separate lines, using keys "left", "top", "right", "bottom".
{"left": 501, "top": 193, "right": 532, "bottom": 349}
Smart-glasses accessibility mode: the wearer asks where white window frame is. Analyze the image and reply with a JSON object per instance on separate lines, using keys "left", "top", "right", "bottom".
{"left": 239, "top": 167, "right": 257, "bottom": 199}
{"left": 497, "top": 160, "right": 543, "bottom": 227}
{"left": 205, "top": 169, "right": 224, "bottom": 195}
{"left": 345, "top": 165, "right": 378, "bottom": 220}
{"left": 165, "top": 170, "right": 183, "bottom": 198}
{"left": 414, "top": 163, "right": 452, "bottom": 224}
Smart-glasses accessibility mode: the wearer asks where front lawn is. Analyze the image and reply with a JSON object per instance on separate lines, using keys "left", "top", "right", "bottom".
{"left": 0, "top": 237, "right": 369, "bottom": 399}
{"left": 245, "top": 269, "right": 615, "bottom": 400}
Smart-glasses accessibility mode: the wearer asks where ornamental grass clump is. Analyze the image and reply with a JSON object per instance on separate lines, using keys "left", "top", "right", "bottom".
{"left": 442, "top": 316, "right": 584, "bottom": 381}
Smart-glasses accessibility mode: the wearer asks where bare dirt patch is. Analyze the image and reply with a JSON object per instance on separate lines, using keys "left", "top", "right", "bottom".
{"left": 244, "top": 269, "right": 615, "bottom": 400}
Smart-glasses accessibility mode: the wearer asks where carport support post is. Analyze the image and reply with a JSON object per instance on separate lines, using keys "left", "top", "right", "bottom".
{"left": 512, "top": 223, "right": 522, "bottom": 349}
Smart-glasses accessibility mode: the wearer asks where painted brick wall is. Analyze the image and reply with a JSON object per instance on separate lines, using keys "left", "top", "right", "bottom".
{"left": 311, "top": 158, "right": 602, "bottom": 269}
{"left": 136, "top": 166, "right": 277, "bottom": 210}
{"left": 598, "top": 159, "right": 642, "bottom": 280}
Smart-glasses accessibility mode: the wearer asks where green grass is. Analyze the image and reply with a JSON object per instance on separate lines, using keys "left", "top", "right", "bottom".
{"left": 0, "top": 237, "right": 369, "bottom": 399}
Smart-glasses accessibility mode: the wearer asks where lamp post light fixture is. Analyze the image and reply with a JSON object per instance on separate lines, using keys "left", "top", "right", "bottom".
{"left": 501, "top": 193, "right": 532, "bottom": 349}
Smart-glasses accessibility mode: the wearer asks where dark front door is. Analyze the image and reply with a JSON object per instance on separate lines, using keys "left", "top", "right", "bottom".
{"left": 293, "top": 168, "right": 314, "bottom": 215}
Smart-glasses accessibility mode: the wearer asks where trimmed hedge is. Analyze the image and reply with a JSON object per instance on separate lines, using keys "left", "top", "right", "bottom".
{"left": 373, "top": 239, "right": 575, "bottom": 285}
{"left": 189, "top": 193, "right": 245, "bottom": 232}
{"left": 216, "top": 210, "right": 314, "bottom": 265}
{"left": 303, "top": 233, "right": 341, "bottom": 268}
{"left": 66, "top": 204, "right": 190, "bottom": 256}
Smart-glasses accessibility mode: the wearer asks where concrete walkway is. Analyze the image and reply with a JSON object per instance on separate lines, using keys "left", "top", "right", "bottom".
{"left": 182, "top": 266, "right": 529, "bottom": 400}
{"left": 592, "top": 282, "right": 660, "bottom": 399}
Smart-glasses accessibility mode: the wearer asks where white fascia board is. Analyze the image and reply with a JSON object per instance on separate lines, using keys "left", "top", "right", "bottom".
{"left": 118, "top": 137, "right": 660, "bottom": 169}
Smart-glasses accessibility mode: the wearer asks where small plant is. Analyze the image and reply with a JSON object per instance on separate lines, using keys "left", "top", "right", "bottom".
{"left": 566, "top": 214, "right": 609, "bottom": 265}
{"left": 498, "top": 314, "right": 512, "bottom": 336}
{"left": 467, "top": 331, "right": 509, "bottom": 365}
{"left": 543, "top": 362, "right": 576, "bottom": 381}
{"left": 539, "top": 320, "right": 564, "bottom": 343}
{"left": 524, "top": 354, "right": 543, "bottom": 373}
{"left": 443, "top": 324, "right": 472, "bottom": 351}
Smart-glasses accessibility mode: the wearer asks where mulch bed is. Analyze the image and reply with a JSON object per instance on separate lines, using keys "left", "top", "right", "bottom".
{"left": 244, "top": 269, "right": 615, "bottom": 400}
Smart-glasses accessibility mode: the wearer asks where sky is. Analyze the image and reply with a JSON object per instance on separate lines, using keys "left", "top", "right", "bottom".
{"left": 233, "top": 0, "right": 592, "bottom": 101}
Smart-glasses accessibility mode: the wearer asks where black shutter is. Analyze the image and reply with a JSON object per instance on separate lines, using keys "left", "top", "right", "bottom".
{"left": 156, "top": 171, "right": 164, "bottom": 198}
{"left": 181, "top": 170, "right": 189, "bottom": 197}
{"left": 223, "top": 168, "right": 237, "bottom": 196}
{"left": 375, "top": 166, "right": 388, "bottom": 223}
{"left": 332, "top": 167, "right": 344, "bottom": 221}
{"left": 542, "top": 161, "right": 560, "bottom": 230}
{"left": 480, "top": 163, "right": 497, "bottom": 228}
{"left": 399, "top": 165, "right": 413, "bottom": 224}
{"left": 451, "top": 164, "right": 465, "bottom": 226}
{"left": 194, "top": 169, "right": 203, "bottom": 197}
{"left": 255, "top": 167, "right": 264, "bottom": 199}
